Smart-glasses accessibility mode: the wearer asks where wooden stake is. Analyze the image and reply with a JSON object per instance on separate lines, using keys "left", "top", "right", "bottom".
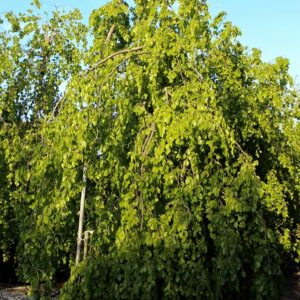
{"left": 76, "top": 165, "right": 87, "bottom": 265}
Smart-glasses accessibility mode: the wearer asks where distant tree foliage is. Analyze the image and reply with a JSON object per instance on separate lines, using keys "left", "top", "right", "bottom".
{"left": 0, "top": 0, "right": 299, "bottom": 299}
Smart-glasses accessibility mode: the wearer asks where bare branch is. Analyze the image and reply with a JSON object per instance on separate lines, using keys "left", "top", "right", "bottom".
{"left": 106, "top": 23, "right": 116, "bottom": 42}
{"left": 87, "top": 46, "right": 145, "bottom": 73}
{"left": 234, "top": 140, "right": 248, "bottom": 157}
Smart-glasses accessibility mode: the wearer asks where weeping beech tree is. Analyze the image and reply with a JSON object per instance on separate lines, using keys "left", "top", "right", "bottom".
{"left": 0, "top": 0, "right": 299, "bottom": 299}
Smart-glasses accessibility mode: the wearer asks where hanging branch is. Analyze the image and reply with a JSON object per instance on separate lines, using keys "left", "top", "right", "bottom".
{"left": 141, "top": 121, "right": 156, "bottom": 157}
{"left": 48, "top": 45, "right": 148, "bottom": 123}
{"left": 87, "top": 46, "right": 145, "bottom": 73}
{"left": 139, "top": 121, "right": 156, "bottom": 230}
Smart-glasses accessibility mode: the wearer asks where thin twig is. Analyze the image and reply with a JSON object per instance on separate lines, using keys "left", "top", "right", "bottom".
{"left": 234, "top": 140, "right": 248, "bottom": 157}
{"left": 47, "top": 94, "right": 66, "bottom": 123}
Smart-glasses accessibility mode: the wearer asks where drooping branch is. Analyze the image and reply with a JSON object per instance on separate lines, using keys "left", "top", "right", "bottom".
{"left": 87, "top": 46, "right": 145, "bottom": 73}
{"left": 141, "top": 121, "right": 156, "bottom": 157}
{"left": 98, "top": 51, "right": 150, "bottom": 88}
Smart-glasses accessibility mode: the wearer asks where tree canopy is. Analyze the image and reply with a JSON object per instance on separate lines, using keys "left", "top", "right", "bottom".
{"left": 0, "top": 0, "right": 299, "bottom": 299}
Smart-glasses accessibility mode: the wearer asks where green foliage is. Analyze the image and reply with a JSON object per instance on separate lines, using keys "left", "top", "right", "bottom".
{"left": 0, "top": 0, "right": 299, "bottom": 299}
{"left": 0, "top": 2, "right": 87, "bottom": 295}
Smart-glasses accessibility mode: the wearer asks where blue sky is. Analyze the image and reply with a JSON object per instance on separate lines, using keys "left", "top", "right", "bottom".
{"left": 1, "top": 1, "right": 299, "bottom": 81}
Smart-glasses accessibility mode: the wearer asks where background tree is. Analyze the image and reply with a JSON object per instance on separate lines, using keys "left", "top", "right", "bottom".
{"left": 0, "top": 2, "right": 87, "bottom": 294}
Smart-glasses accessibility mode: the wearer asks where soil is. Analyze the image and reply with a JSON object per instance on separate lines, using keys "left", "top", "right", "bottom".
{"left": 0, "top": 286, "right": 31, "bottom": 300}
{"left": 0, "top": 285, "right": 59, "bottom": 300}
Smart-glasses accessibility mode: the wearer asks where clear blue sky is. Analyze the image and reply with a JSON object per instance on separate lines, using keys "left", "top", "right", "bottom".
{"left": 1, "top": 1, "right": 299, "bottom": 81}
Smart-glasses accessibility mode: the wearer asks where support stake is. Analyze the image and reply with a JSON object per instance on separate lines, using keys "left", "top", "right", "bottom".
{"left": 76, "top": 165, "right": 87, "bottom": 265}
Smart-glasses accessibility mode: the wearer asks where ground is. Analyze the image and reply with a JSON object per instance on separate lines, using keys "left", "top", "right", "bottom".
{"left": 0, "top": 285, "right": 59, "bottom": 300}
{"left": 0, "top": 286, "right": 30, "bottom": 300}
